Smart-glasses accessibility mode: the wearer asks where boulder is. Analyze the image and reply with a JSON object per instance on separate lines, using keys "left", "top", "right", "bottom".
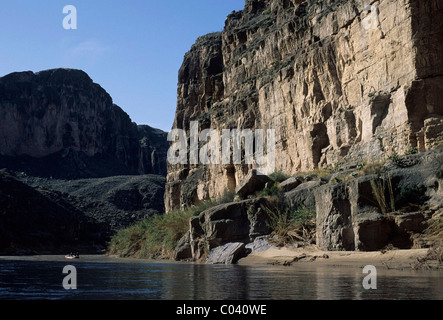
{"left": 279, "top": 176, "right": 303, "bottom": 192}
{"left": 315, "top": 183, "right": 355, "bottom": 251}
{"left": 235, "top": 170, "right": 271, "bottom": 198}
{"left": 284, "top": 180, "right": 322, "bottom": 209}
{"left": 315, "top": 174, "right": 430, "bottom": 251}
{"left": 175, "top": 197, "right": 272, "bottom": 261}
{"left": 206, "top": 242, "right": 246, "bottom": 264}
{"left": 246, "top": 236, "right": 276, "bottom": 253}
{"left": 192, "top": 197, "right": 270, "bottom": 249}
{"left": 173, "top": 231, "right": 193, "bottom": 261}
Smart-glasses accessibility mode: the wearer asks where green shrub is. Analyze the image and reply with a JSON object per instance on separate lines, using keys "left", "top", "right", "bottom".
{"left": 406, "top": 147, "right": 418, "bottom": 155}
{"left": 388, "top": 152, "right": 408, "bottom": 168}
{"left": 356, "top": 162, "right": 366, "bottom": 171}
{"left": 268, "top": 171, "right": 290, "bottom": 183}
{"left": 107, "top": 200, "right": 216, "bottom": 259}
{"left": 303, "top": 167, "right": 334, "bottom": 179}
{"left": 359, "top": 161, "right": 387, "bottom": 176}
{"left": 188, "top": 200, "right": 216, "bottom": 216}
{"left": 260, "top": 182, "right": 281, "bottom": 197}
{"left": 108, "top": 210, "right": 191, "bottom": 259}
{"left": 290, "top": 204, "right": 316, "bottom": 228}
{"left": 395, "top": 185, "right": 428, "bottom": 210}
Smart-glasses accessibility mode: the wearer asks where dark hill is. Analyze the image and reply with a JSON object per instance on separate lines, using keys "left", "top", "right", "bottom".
{"left": 0, "top": 170, "right": 106, "bottom": 254}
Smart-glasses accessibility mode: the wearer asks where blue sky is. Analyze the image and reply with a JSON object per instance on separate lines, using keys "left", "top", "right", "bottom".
{"left": 0, "top": 1, "right": 245, "bottom": 131}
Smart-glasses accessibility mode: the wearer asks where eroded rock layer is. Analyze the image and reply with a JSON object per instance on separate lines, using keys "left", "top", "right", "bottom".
{"left": 166, "top": 0, "right": 443, "bottom": 212}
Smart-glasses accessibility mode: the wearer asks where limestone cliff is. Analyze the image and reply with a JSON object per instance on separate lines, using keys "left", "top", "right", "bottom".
{"left": 0, "top": 69, "right": 169, "bottom": 178}
{"left": 166, "top": 0, "right": 443, "bottom": 212}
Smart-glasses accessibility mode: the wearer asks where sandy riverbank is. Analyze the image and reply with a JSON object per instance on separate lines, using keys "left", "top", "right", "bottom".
{"left": 237, "top": 245, "right": 441, "bottom": 270}
{"left": 1, "top": 246, "right": 441, "bottom": 271}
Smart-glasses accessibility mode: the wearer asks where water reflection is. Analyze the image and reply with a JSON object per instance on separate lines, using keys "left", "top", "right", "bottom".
{"left": 0, "top": 258, "right": 442, "bottom": 300}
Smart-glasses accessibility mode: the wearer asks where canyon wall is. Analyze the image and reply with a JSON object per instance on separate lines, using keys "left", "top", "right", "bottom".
{"left": 166, "top": 0, "right": 443, "bottom": 212}
{"left": 0, "top": 69, "right": 169, "bottom": 178}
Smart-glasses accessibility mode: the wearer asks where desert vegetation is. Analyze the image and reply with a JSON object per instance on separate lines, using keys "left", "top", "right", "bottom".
{"left": 108, "top": 191, "right": 236, "bottom": 259}
{"left": 108, "top": 200, "right": 214, "bottom": 259}
{"left": 262, "top": 201, "right": 316, "bottom": 247}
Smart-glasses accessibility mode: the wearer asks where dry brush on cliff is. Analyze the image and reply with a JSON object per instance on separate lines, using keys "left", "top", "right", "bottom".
{"left": 261, "top": 201, "right": 316, "bottom": 246}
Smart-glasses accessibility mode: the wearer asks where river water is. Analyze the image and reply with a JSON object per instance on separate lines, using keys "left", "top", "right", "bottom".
{"left": 0, "top": 255, "right": 442, "bottom": 300}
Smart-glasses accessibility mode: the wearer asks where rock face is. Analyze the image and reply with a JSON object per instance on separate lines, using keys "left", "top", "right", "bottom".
{"left": 284, "top": 180, "right": 323, "bottom": 209}
{"left": 0, "top": 69, "right": 169, "bottom": 178}
{"left": 21, "top": 173, "right": 166, "bottom": 230}
{"left": 315, "top": 150, "right": 443, "bottom": 251}
{"left": 176, "top": 198, "right": 271, "bottom": 262}
{"left": 165, "top": 0, "right": 443, "bottom": 212}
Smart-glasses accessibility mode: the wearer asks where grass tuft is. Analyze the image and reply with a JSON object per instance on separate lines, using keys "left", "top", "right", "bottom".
{"left": 370, "top": 172, "right": 395, "bottom": 215}
{"left": 262, "top": 202, "right": 316, "bottom": 247}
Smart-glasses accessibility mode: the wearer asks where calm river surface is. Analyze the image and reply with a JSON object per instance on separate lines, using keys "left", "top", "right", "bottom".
{"left": 0, "top": 255, "right": 442, "bottom": 300}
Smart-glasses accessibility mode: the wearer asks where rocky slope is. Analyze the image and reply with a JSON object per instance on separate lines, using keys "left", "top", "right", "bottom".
{"left": 0, "top": 169, "right": 165, "bottom": 255}
{"left": 165, "top": 0, "right": 443, "bottom": 212}
{"left": 0, "top": 68, "right": 169, "bottom": 179}
{"left": 18, "top": 172, "right": 166, "bottom": 231}
{"left": 0, "top": 169, "right": 166, "bottom": 255}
